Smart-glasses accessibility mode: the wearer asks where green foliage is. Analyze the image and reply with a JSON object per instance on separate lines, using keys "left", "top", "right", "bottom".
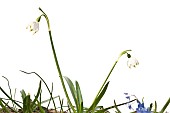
{"left": 0, "top": 98, "right": 10, "bottom": 113}
{"left": 20, "top": 81, "right": 42, "bottom": 113}
{"left": 20, "top": 70, "right": 57, "bottom": 111}
{"left": 64, "top": 76, "right": 111, "bottom": 113}
{"left": 87, "top": 81, "right": 110, "bottom": 113}
{"left": 64, "top": 76, "right": 84, "bottom": 113}
{"left": 0, "top": 73, "right": 169, "bottom": 113}
{"left": 0, "top": 77, "right": 64, "bottom": 113}
{"left": 0, "top": 82, "right": 22, "bottom": 110}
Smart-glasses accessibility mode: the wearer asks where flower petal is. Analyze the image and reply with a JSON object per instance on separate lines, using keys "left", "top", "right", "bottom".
{"left": 26, "top": 21, "right": 39, "bottom": 35}
{"left": 127, "top": 57, "right": 139, "bottom": 68}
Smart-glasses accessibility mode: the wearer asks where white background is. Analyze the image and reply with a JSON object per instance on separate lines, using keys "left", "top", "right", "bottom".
{"left": 0, "top": 0, "right": 170, "bottom": 112}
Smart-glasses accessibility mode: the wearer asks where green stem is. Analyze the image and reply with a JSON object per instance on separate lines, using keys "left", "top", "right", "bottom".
{"left": 92, "top": 50, "right": 131, "bottom": 106}
{"left": 102, "top": 99, "right": 137, "bottom": 112}
{"left": 38, "top": 7, "right": 76, "bottom": 113}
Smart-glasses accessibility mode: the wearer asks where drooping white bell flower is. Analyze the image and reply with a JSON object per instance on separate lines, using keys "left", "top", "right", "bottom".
{"left": 26, "top": 21, "right": 39, "bottom": 35}
{"left": 127, "top": 57, "right": 139, "bottom": 68}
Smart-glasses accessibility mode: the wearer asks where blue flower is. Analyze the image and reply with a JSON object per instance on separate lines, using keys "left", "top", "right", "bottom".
{"left": 136, "top": 100, "right": 151, "bottom": 113}
{"left": 124, "top": 93, "right": 152, "bottom": 113}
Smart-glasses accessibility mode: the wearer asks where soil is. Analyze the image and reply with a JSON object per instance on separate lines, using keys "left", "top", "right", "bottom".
{"left": 0, "top": 107, "right": 68, "bottom": 113}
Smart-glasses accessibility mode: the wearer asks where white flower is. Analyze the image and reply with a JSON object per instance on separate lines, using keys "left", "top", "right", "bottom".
{"left": 26, "top": 21, "right": 39, "bottom": 35}
{"left": 127, "top": 57, "right": 139, "bottom": 68}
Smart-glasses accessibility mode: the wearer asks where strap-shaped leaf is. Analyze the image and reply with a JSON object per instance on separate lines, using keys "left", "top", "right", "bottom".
{"left": 87, "top": 81, "right": 110, "bottom": 112}
{"left": 64, "top": 76, "right": 79, "bottom": 110}
{"left": 76, "top": 81, "right": 83, "bottom": 113}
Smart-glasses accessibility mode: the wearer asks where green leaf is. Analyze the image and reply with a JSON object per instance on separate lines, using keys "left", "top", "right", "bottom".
{"left": 64, "top": 76, "right": 78, "bottom": 110}
{"left": 23, "top": 94, "right": 32, "bottom": 113}
{"left": 76, "top": 81, "right": 83, "bottom": 113}
{"left": 153, "top": 101, "right": 157, "bottom": 113}
{"left": 41, "top": 96, "right": 59, "bottom": 104}
{"left": 20, "top": 90, "right": 27, "bottom": 100}
{"left": 159, "top": 97, "right": 170, "bottom": 113}
{"left": 87, "top": 81, "right": 110, "bottom": 112}
{"left": 31, "top": 81, "right": 42, "bottom": 109}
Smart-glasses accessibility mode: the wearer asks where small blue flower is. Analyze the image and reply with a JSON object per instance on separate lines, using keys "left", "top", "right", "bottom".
{"left": 124, "top": 93, "right": 152, "bottom": 113}
{"left": 136, "top": 100, "right": 152, "bottom": 113}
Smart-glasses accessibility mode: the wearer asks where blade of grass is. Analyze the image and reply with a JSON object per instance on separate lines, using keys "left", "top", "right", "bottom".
{"left": 20, "top": 90, "right": 27, "bottom": 101}
{"left": 31, "top": 81, "right": 42, "bottom": 110}
{"left": 153, "top": 101, "right": 157, "bottom": 113}
{"left": 159, "top": 97, "right": 170, "bottom": 113}
{"left": 67, "top": 102, "right": 72, "bottom": 113}
{"left": 1, "top": 76, "right": 20, "bottom": 112}
{"left": 20, "top": 70, "right": 57, "bottom": 112}
{"left": 13, "top": 88, "right": 17, "bottom": 111}
{"left": 0, "top": 98, "right": 22, "bottom": 104}
{"left": 46, "top": 82, "right": 53, "bottom": 109}
{"left": 0, "top": 99, "right": 19, "bottom": 113}
{"left": 114, "top": 100, "right": 121, "bottom": 113}
{"left": 95, "top": 99, "right": 137, "bottom": 112}
{"left": 0, "top": 98, "right": 10, "bottom": 113}
{"left": 0, "top": 87, "right": 22, "bottom": 109}
{"left": 41, "top": 96, "right": 59, "bottom": 104}
{"left": 2, "top": 76, "right": 15, "bottom": 108}
{"left": 58, "top": 96, "right": 64, "bottom": 113}
{"left": 22, "top": 94, "right": 30, "bottom": 113}
{"left": 36, "top": 100, "right": 45, "bottom": 113}
{"left": 39, "top": 88, "right": 42, "bottom": 107}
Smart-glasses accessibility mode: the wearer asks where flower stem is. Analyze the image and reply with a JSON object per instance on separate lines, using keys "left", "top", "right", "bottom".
{"left": 92, "top": 50, "right": 131, "bottom": 105}
{"left": 38, "top": 7, "right": 76, "bottom": 113}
